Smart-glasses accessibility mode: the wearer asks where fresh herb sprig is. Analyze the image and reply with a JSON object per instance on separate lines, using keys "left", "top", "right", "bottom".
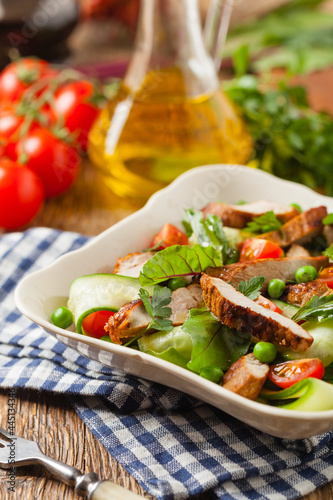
{"left": 124, "top": 285, "right": 173, "bottom": 346}
{"left": 238, "top": 276, "right": 265, "bottom": 300}
{"left": 292, "top": 295, "right": 333, "bottom": 323}
{"left": 246, "top": 211, "right": 282, "bottom": 234}
{"left": 323, "top": 244, "right": 333, "bottom": 260}
{"left": 323, "top": 214, "right": 333, "bottom": 226}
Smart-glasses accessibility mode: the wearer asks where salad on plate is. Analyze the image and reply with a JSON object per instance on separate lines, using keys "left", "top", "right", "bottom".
{"left": 51, "top": 199, "right": 333, "bottom": 412}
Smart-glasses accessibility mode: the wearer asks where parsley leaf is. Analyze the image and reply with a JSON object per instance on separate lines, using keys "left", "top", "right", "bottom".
{"left": 238, "top": 276, "right": 265, "bottom": 300}
{"left": 323, "top": 244, "right": 333, "bottom": 260}
{"left": 182, "top": 209, "right": 238, "bottom": 264}
{"left": 139, "top": 244, "right": 222, "bottom": 286}
{"left": 139, "top": 286, "right": 173, "bottom": 332}
{"left": 246, "top": 211, "right": 282, "bottom": 234}
{"left": 292, "top": 295, "right": 333, "bottom": 324}
{"left": 323, "top": 214, "right": 333, "bottom": 225}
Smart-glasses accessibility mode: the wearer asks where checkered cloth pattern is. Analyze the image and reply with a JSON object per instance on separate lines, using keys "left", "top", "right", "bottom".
{"left": 1, "top": 227, "right": 333, "bottom": 500}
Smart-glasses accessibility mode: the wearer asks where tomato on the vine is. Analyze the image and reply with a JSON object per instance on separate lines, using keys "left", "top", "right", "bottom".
{"left": 0, "top": 108, "right": 24, "bottom": 158}
{"left": 16, "top": 127, "right": 81, "bottom": 198}
{"left": 53, "top": 81, "right": 101, "bottom": 150}
{"left": 0, "top": 58, "right": 57, "bottom": 103}
{"left": 0, "top": 159, "right": 44, "bottom": 229}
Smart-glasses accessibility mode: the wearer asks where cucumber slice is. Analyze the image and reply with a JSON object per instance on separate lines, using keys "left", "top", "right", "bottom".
{"left": 67, "top": 274, "right": 154, "bottom": 333}
{"left": 271, "top": 299, "right": 299, "bottom": 319}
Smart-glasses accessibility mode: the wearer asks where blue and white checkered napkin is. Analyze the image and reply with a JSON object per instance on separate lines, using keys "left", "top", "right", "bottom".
{"left": 2, "top": 228, "right": 333, "bottom": 500}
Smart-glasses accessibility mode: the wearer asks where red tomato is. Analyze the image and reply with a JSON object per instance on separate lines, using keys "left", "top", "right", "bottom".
{"left": 151, "top": 223, "right": 189, "bottom": 250}
{"left": 0, "top": 159, "right": 44, "bottom": 229}
{"left": 16, "top": 127, "right": 81, "bottom": 198}
{"left": 0, "top": 108, "right": 24, "bottom": 158}
{"left": 268, "top": 358, "right": 325, "bottom": 389}
{"left": 318, "top": 267, "right": 333, "bottom": 289}
{"left": 255, "top": 296, "right": 283, "bottom": 314}
{"left": 82, "top": 310, "right": 115, "bottom": 339}
{"left": 53, "top": 81, "right": 100, "bottom": 150}
{"left": 240, "top": 238, "right": 284, "bottom": 262}
{"left": 0, "top": 58, "right": 56, "bottom": 103}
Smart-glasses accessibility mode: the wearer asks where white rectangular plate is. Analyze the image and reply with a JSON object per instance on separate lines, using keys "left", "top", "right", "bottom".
{"left": 15, "top": 165, "right": 333, "bottom": 439}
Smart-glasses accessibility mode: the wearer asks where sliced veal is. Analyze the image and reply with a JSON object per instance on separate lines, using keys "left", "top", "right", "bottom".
{"left": 202, "top": 200, "right": 299, "bottom": 228}
{"left": 222, "top": 353, "right": 269, "bottom": 400}
{"left": 200, "top": 274, "right": 313, "bottom": 351}
{"left": 106, "top": 284, "right": 203, "bottom": 344}
{"left": 255, "top": 206, "right": 327, "bottom": 247}
{"left": 206, "top": 255, "right": 328, "bottom": 292}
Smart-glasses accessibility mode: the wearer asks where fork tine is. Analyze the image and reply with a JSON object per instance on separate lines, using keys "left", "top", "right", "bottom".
{"left": 0, "top": 426, "right": 13, "bottom": 441}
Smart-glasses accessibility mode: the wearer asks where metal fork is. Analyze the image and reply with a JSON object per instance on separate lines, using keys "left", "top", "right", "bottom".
{"left": 0, "top": 426, "right": 142, "bottom": 499}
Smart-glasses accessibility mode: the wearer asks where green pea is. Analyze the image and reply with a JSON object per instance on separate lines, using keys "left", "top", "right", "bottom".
{"left": 51, "top": 307, "right": 73, "bottom": 329}
{"left": 295, "top": 265, "right": 317, "bottom": 283}
{"left": 199, "top": 366, "right": 223, "bottom": 384}
{"left": 167, "top": 277, "right": 188, "bottom": 291}
{"left": 253, "top": 342, "right": 277, "bottom": 363}
{"left": 268, "top": 278, "right": 286, "bottom": 299}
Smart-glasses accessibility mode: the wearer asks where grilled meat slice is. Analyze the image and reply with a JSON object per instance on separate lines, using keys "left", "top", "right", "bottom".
{"left": 106, "top": 284, "right": 203, "bottom": 344}
{"left": 255, "top": 206, "right": 327, "bottom": 247}
{"left": 285, "top": 244, "right": 310, "bottom": 258}
{"left": 202, "top": 200, "right": 299, "bottom": 228}
{"left": 222, "top": 353, "right": 269, "bottom": 400}
{"left": 113, "top": 251, "right": 155, "bottom": 278}
{"left": 206, "top": 255, "right": 328, "bottom": 292}
{"left": 200, "top": 274, "right": 313, "bottom": 351}
{"left": 282, "top": 280, "right": 333, "bottom": 307}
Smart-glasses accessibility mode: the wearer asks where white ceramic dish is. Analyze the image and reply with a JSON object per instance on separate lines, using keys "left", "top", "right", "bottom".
{"left": 15, "top": 165, "right": 333, "bottom": 439}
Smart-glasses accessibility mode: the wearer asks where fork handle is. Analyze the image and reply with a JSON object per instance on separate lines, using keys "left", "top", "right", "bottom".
{"left": 90, "top": 480, "right": 143, "bottom": 499}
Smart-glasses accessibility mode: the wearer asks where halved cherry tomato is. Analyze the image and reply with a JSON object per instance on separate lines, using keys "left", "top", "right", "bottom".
{"left": 82, "top": 310, "right": 115, "bottom": 339}
{"left": 268, "top": 358, "right": 325, "bottom": 389}
{"left": 255, "top": 296, "right": 283, "bottom": 314}
{"left": 151, "top": 223, "right": 188, "bottom": 250}
{"left": 240, "top": 238, "right": 284, "bottom": 262}
{"left": 317, "top": 267, "right": 333, "bottom": 289}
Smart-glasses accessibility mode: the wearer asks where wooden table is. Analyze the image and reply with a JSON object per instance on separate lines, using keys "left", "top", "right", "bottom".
{"left": 2, "top": 22, "right": 333, "bottom": 500}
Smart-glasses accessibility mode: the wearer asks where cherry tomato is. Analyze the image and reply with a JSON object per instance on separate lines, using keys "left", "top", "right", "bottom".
{"left": 240, "top": 238, "right": 284, "bottom": 262}
{"left": 53, "top": 81, "right": 100, "bottom": 150}
{"left": 16, "top": 127, "right": 81, "bottom": 198}
{"left": 0, "top": 158, "right": 44, "bottom": 229}
{"left": 268, "top": 358, "right": 325, "bottom": 389}
{"left": 0, "top": 58, "right": 56, "bottom": 103}
{"left": 0, "top": 108, "right": 24, "bottom": 158}
{"left": 255, "top": 296, "right": 283, "bottom": 314}
{"left": 82, "top": 310, "right": 115, "bottom": 339}
{"left": 318, "top": 267, "right": 333, "bottom": 288}
{"left": 151, "top": 223, "right": 189, "bottom": 250}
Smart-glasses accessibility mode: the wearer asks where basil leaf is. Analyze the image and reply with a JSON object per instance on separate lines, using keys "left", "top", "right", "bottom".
{"left": 291, "top": 295, "right": 333, "bottom": 324}
{"left": 139, "top": 244, "right": 222, "bottom": 286}
{"left": 246, "top": 211, "right": 282, "bottom": 234}
{"left": 238, "top": 276, "right": 265, "bottom": 300}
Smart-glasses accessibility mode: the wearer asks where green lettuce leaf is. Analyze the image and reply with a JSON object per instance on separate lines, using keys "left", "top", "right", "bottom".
{"left": 260, "top": 378, "right": 333, "bottom": 411}
{"left": 182, "top": 308, "right": 251, "bottom": 374}
{"left": 139, "top": 244, "right": 222, "bottom": 286}
{"left": 291, "top": 295, "right": 333, "bottom": 323}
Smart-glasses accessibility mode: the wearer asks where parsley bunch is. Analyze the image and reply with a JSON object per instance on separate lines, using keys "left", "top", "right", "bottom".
{"left": 224, "top": 75, "right": 333, "bottom": 195}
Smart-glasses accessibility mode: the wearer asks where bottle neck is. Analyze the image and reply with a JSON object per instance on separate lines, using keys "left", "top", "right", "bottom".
{"left": 124, "top": 0, "right": 219, "bottom": 97}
